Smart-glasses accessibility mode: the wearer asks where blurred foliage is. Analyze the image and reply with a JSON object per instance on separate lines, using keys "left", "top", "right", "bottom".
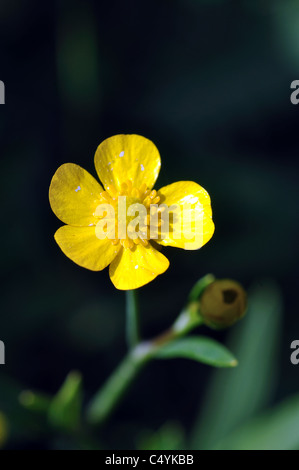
{"left": 48, "top": 371, "right": 82, "bottom": 432}
{"left": 0, "top": 0, "right": 298, "bottom": 449}
{"left": 191, "top": 281, "right": 283, "bottom": 449}
{"left": 0, "top": 412, "right": 8, "bottom": 448}
{"left": 137, "top": 421, "right": 185, "bottom": 451}
{"left": 214, "top": 394, "right": 299, "bottom": 450}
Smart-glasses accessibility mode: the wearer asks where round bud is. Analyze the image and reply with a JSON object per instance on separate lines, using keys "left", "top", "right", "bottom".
{"left": 199, "top": 279, "right": 247, "bottom": 329}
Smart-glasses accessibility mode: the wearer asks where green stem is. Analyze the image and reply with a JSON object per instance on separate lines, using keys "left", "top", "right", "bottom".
{"left": 86, "top": 351, "right": 147, "bottom": 426}
{"left": 126, "top": 290, "right": 140, "bottom": 349}
{"left": 86, "top": 303, "right": 202, "bottom": 426}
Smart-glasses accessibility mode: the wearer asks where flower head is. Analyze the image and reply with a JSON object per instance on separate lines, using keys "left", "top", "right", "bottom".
{"left": 49, "top": 134, "right": 214, "bottom": 290}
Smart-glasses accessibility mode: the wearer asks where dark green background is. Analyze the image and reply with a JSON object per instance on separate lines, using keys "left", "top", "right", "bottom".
{"left": 0, "top": 0, "right": 298, "bottom": 449}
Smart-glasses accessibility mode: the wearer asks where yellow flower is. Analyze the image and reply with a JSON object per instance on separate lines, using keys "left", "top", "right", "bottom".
{"left": 49, "top": 134, "right": 214, "bottom": 290}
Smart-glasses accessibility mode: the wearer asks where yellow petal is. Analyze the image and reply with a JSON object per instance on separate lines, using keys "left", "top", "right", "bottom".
{"left": 49, "top": 163, "right": 103, "bottom": 226}
{"left": 94, "top": 135, "right": 161, "bottom": 193}
{"left": 54, "top": 225, "right": 120, "bottom": 271}
{"left": 109, "top": 243, "right": 169, "bottom": 290}
{"left": 156, "top": 181, "right": 215, "bottom": 250}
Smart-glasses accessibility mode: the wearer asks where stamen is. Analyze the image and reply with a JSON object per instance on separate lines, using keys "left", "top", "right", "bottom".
{"left": 120, "top": 182, "right": 128, "bottom": 195}
{"left": 131, "top": 188, "right": 140, "bottom": 198}
{"left": 139, "top": 183, "right": 147, "bottom": 195}
{"left": 126, "top": 180, "right": 133, "bottom": 193}
{"left": 149, "top": 190, "right": 157, "bottom": 199}
{"left": 143, "top": 189, "right": 151, "bottom": 199}
{"left": 101, "top": 182, "right": 160, "bottom": 248}
{"left": 107, "top": 184, "right": 118, "bottom": 197}
{"left": 100, "top": 191, "right": 111, "bottom": 202}
{"left": 121, "top": 238, "right": 134, "bottom": 249}
{"left": 143, "top": 196, "right": 151, "bottom": 207}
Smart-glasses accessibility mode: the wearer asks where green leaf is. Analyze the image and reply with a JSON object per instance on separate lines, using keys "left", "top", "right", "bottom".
{"left": 137, "top": 422, "right": 186, "bottom": 451}
{"left": 48, "top": 371, "right": 82, "bottom": 432}
{"left": 19, "top": 390, "right": 51, "bottom": 414}
{"left": 0, "top": 375, "right": 50, "bottom": 442}
{"left": 190, "top": 280, "right": 283, "bottom": 449}
{"left": 214, "top": 394, "right": 299, "bottom": 450}
{"left": 156, "top": 336, "right": 237, "bottom": 368}
{"left": 188, "top": 274, "right": 215, "bottom": 302}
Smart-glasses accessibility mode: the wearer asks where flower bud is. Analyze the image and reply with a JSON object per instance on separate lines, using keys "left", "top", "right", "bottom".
{"left": 199, "top": 279, "right": 247, "bottom": 329}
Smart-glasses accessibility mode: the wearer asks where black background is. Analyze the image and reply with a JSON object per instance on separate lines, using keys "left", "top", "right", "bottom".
{"left": 0, "top": 0, "right": 298, "bottom": 449}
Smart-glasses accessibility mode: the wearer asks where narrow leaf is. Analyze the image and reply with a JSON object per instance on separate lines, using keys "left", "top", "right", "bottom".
{"left": 48, "top": 371, "right": 82, "bottom": 432}
{"left": 156, "top": 336, "right": 237, "bottom": 368}
{"left": 214, "top": 394, "right": 299, "bottom": 450}
{"left": 188, "top": 274, "right": 215, "bottom": 302}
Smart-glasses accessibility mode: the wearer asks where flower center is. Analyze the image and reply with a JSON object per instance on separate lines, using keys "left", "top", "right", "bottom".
{"left": 97, "top": 180, "right": 162, "bottom": 249}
